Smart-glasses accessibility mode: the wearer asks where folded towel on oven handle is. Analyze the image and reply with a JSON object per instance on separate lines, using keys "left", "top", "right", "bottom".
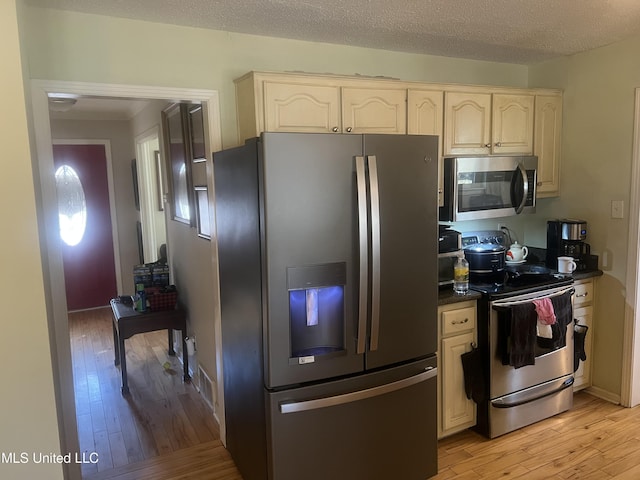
{"left": 536, "top": 292, "right": 573, "bottom": 350}
{"left": 494, "top": 290, "right": 573, "bottom": 368}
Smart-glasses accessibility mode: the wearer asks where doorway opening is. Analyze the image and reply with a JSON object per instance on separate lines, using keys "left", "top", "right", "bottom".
{"left": 135, "top": 128, "right": 167, "bottom": 264}
{"left": 31, "top": 80, "right": 224, "bottom": 480}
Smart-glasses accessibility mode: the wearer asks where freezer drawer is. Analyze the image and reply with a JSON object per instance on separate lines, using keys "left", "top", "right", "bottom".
{"left": 266, "top": 357, "right": 438, "bottom": 480}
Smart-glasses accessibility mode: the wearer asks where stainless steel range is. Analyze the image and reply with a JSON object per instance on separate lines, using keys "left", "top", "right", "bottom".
{"left": 462, "top": 231, "right": 575, "bottom": 438}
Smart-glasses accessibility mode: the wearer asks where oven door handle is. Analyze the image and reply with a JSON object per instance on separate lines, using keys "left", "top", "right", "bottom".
{"left": 491, "top": 286, "right": 574, "bottom": 309}
{"left": 491, "top": 376, "right": 574, "bottom": 409}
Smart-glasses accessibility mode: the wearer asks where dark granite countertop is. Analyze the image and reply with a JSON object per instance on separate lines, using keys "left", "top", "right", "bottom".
{"left": 437, "top": 268, "right": 602, "bottom": 306}
{"left": 572, "top": 269, "right": 604, "bottom": 280}
{"left": 438, "top": 288, "right": 482, "bottom": 306}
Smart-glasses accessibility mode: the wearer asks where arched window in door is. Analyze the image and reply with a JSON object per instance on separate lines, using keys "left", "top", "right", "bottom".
{"left": 55, "top": 165, "right": 87, "bottom": 246}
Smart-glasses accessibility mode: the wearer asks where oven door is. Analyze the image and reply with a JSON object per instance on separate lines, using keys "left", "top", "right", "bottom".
{"left": 489, "top": 284, "right": 574, "bottom": 399}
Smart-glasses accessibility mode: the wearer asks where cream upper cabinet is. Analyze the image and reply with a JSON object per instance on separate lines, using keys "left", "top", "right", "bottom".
{"left": 534, "top": 94, "right": 563, "bottom": 197}
{"left": 407, "top": 89, "right": 444, "bottom": 139}
{"left": 235, "top": 74, "right": 561, "bottom": 196}
{"left": 444, "top": 92, "right": 534, "bottom": 156}
{"left": 234, "top": 72, "right": 409, "bottom": 144}
{"left": 263, "top": 81, "right": 341, "bottom": 134}
{"left": 407, "top": 89, "right": 444, "bottom": 203}
{"left": 491, "top": 93, "right": 535, "bottom": 154}
{"left": 340, "top": 87, "right": 407, "bottom": 134}
{"left": 444, "top": 92, "right": 492, "bottom": 155}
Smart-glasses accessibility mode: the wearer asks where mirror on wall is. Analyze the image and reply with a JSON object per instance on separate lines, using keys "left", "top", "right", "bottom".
{"left": 162, "top": 103, "right": 194, "bottom": 225}
{"left": 162, "top": 102, "right": 211, "bottom": 238}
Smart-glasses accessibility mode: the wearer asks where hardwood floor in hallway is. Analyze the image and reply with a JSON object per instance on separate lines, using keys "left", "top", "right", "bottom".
{"left": 71, "top": 307, "right": 640, "bottom": 479}
{"left": 69, "top": 307, "right": 239, "bottom": 479}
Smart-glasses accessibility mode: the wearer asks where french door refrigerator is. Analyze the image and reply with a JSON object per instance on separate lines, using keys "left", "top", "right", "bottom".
{"left": 214, "top": 132, "right": 439, "bottom": 480}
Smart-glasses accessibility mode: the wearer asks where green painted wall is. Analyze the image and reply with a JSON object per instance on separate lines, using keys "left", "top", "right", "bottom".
{"left": 529, "top": 37, "right": 640, "bottom": 398}
{"left": 1, "top": 1, "right": 64, "bottom": 478}
{"left": 24, "top": 7, "right": 529, "bottom": 148}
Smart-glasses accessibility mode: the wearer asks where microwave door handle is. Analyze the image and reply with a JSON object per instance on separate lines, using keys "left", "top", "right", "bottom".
{"left": 513, "top": 162, "right": 529, "bottom": 214}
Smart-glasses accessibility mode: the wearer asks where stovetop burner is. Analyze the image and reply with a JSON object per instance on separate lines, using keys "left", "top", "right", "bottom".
{"left": 470, "top": 264, "right": 574, "bottom": 299}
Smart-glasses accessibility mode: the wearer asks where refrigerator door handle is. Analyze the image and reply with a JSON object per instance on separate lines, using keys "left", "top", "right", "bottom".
{"left": 279, "top": 367, "right": 437, "bottom": 414}
{"left": 355, "top": 156, "right": 368, "bottom": 355}
{"left": 368, "top": 155, "right": 381, "bottom": 351}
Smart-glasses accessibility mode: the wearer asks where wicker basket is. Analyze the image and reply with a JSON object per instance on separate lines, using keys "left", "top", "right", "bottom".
{"left": 146, "top": 287, "right": 178, "bottom": 311}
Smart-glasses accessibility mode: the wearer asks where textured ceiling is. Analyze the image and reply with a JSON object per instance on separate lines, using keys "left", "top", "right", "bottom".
{"left": 26, "top": 0, "right": 640, "bottom": 65}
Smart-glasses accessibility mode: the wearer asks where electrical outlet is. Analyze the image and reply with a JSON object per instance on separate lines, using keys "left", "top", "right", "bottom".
{"left": 612, "top": 200, "right": 624, "bottom": 219}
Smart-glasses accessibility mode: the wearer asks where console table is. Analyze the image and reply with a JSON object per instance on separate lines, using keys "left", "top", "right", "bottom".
{"left": 110, "top": 298, "right": 190, "bottom": 394}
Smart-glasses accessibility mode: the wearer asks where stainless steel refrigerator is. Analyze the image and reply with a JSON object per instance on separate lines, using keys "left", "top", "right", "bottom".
{"left": 214, "top": 132, "right": 439, "bottom": 480}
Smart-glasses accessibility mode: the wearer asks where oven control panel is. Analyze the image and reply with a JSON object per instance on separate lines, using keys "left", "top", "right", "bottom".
{"left": 461, "top": 230, "right": 508, "bottom": 248}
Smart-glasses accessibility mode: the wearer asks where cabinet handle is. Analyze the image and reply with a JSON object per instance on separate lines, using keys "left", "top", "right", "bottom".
{"left": 484, "top": 143, "right": 491, "bottom": 148}
{"left": 451, "top": 318, "right": 469, "bottom": 325}
{"left": 495, "top": 142, "right": 502, "bottom": 147}
{"left": 576, "top": 292, "right": 589, "bottom": 298}
{"left": 537, "top": 181, "right": 543, "bottom": 186}
{"left": 332, "top": 126, "right": 339, "bottom": 132}
{"left": 346, "top": 127, "right": 353, "bottom": 133}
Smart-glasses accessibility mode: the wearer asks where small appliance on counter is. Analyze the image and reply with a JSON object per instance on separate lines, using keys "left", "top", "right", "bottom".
{"left": 438, "top": 225, "right": 463, "bottom": 287}
{"left": 546, "top": 219, "right": 599, "bottom": 271}
{"left": 461, "top": 231, "right": 507, "bottom": 284}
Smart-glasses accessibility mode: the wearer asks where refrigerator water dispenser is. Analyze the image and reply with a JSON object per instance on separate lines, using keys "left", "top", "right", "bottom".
{"left": 287, "top": 263, "right": 346, "bottom": 361}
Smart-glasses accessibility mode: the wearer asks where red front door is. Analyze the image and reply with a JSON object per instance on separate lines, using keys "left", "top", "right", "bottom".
{"left": 53, "top": 144, "right": 117, "bottom": 310}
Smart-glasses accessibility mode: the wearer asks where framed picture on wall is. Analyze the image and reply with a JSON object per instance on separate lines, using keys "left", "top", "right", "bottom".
{"left": 188, "top": 104, "right": 206, "bottom": 163}
{"left": 154, "top": 150, "right": 165, "bottom": 211}
{"left": 194, "top": 186, "right": 211, "bottom": 239}
{"left": 162, "top": 103, "right": 195, "bottom": 225}
{"left": 131, "top": 159, "right": 140, "bottom": 211}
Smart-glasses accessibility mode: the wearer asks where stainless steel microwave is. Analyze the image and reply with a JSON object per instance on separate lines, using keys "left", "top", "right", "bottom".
{"left": 439, "top": 156, "right": 538, "bottom": 222}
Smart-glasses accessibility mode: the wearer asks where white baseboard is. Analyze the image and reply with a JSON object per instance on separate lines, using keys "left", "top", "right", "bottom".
{"left": 583, "top": 385, "right": 621, "bottom": 405}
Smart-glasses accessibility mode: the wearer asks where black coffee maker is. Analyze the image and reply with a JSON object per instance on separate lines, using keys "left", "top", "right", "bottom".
{"left": 546, "top": 219, "right": 597, "bottom": 271}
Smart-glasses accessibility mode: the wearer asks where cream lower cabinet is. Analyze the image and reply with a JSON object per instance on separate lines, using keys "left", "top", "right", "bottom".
{"left": 573, "top": 278, "right": 596, "bottom": 391}
{"left": 438, "top": 300, "right": 477, "bottom": 438}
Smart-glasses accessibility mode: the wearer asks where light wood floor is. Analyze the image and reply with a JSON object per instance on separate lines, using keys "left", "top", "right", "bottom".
{"left": 71, "top": 308, "right": 640, "bottom": 479}
{"left": 69, "top": 307, "right": 241, "bottom": 479}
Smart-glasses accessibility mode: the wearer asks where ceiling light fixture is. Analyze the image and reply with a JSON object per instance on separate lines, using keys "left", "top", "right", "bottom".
{"left": 48, "top": 94, "right": 78, "bottom": 112}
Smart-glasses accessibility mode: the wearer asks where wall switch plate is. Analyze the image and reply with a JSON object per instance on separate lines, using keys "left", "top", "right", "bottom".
{"left": 612, "top": 200, "right": 624, "bottom": 219}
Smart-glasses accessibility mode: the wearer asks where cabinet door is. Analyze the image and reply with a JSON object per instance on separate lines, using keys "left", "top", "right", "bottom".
{"left": 444, "top": 92, "right": 492, "bottom": 155}
{"left": 441, "top": 331, "right": 476, "bottom": 432}
{"left": 573, "top": 305, "right": 593, "bottom": 391}
{"left": 341, "top": 87, "right": 407, "bottom": 134}
{"left": 264, "top": 81, "right": 341, "bottom": 133}
{"left": 408, "top": 89, "right": 444, "bottom": 205}
{"left": 491, "top": 94, "right": 534, "bottom": 155}
{"left": 534, "top": 94, "right": 562, "bottom": 197}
